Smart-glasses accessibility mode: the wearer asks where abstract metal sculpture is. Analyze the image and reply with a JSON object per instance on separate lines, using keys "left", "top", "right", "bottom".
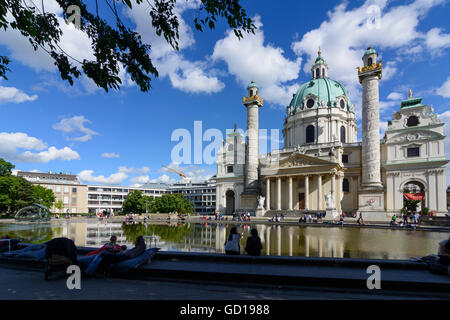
{"left": 14, "top": 203, "right": 51, "bottom": 221}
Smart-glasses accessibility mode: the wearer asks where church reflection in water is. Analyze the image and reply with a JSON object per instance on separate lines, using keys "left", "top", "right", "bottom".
{"left": 7, "top": 220, "right": 445, "bottom": 260}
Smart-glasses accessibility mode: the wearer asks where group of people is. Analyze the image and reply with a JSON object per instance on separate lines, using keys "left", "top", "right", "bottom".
{"left": 224, "top": 227, "right": 263, "bottom": 256}
{"left": 232, "top": 212, "right": 251, "bottom": 222}
{"left": 391, "top": 212, "right": 421, "bottom": 226}
{"left": 84, "top": 235, "right": 146, "bottom": 277}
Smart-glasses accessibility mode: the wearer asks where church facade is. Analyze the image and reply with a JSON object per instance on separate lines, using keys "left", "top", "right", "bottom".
{"left": 215, "top": 47, "right": 449, "bottom": 220}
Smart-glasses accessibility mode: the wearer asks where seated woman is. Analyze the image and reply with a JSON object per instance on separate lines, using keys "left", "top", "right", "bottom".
{"left": 86, "top": 236, "right": 121, "bottom": 256}
{"left": 86, "top": 236, "right": 146, "bottom": 276}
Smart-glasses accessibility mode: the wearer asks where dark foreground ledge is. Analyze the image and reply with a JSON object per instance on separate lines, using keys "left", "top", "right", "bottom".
{"left": 1, "top": 245, "right": 449, "bottom": 295}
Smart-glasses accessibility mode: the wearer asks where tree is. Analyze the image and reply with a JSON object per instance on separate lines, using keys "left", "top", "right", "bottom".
{"left": 122, "top": 190, "right": 145, "bottom": 214}
{"left": 54, "top": 199, "right": 64, "bottom": 213}
{"left": 32, "top": 185, "right": 56, "bottom": 208}
{"left": 0, "top": 0, "right": 255, "bottom": 91}
{"left": 0, "top": 158, "right": 15, "bottom": 176}
{"left": 0, "top": 175, "right": 34, "bottom": 213}
{"left": 154, "top": 193, "right": 193, "bottom": 213}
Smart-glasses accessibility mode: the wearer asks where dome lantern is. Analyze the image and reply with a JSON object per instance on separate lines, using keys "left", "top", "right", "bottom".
{"left": 311, "top": 47, "right": 328, "bottom": 79}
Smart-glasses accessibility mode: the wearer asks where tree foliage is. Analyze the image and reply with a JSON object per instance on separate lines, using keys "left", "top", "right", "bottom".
{"left": 122, "top": 190, "right": 193, "bottom": 214}
{"left": 32, "top": 185, "right": 56, "bottom": 208}
{"left": 0, "top": 175, "right": 34, "bottom": 214}
{"left": 0, "top": 0, "right": 255, "bottom": 91}
{"left": 0, "top": 158, "right": 15, "bottom": 176}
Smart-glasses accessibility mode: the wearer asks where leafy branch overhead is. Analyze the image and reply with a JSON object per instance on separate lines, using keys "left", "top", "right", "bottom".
{"left": 0, "top": 0, "right": 255, "bottom": 92}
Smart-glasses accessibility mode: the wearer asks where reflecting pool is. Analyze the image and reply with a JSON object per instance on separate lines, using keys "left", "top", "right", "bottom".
{"left": 1, "top": 220, "right": 448, "bottom": 260}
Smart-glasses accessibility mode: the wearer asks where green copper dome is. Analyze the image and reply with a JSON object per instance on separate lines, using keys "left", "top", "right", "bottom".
{"left": 247, "top": 81, "right": 258, "bottom": 89}
{"left": 364, "top": 46, "right": 377, "bottom": 56}
{"left": 288, "top": 78, "right": 352, "bottom": 113}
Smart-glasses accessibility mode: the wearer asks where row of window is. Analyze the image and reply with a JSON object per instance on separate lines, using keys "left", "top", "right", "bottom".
{"left": 305, "top": 98, "right": 346, "bottom": 110}
{"left": 305, "top": 125, "right": 347, "bottom": 143}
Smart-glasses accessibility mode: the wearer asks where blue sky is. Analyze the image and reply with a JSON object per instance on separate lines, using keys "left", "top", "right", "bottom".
{"left": 0, "top": 0, "right": 450, "bottom": 186}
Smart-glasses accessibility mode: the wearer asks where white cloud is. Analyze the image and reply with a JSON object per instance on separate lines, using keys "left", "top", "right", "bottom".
{"left": 387, "top": 92, "right": 404, "bottom": 100}
{"left": 0, "top": 132, "right": 79, "bottom": 163}
{"left": 118, "top": 166, "right": 150, "bottom": 175}
{"left": 101, "top": 152, "right": 120, "bottom": 159}
{"left": 0, "top": 85, "right": 38, "bottom": 104}
{"left": 53, "top": 115, "right": 99, "bottom": 142}
{"left": 291, "top": 0, "right": 446, "bottom": 113}
{"left": 129, "top": 175, "right": 151, "bottom": 186}
{"left": 435, "top": 77, "right": 450, "bottom": 98}
{"left": 78, "top": 170, "right": 128, "bottom": 185}
{"left": 150, "top": 174, "right": 177, "bottom": 184}
{"left": 212, "top": 16, "right": 302, "bottom": 106}
{"left": 124, "top": 0, "right": 224, "bottom": 94}
{"left": 161, "top": 162, "right": 214, "bottom": 182}
{"left": 425, "top": 28, "right": 450, "bottom": 52}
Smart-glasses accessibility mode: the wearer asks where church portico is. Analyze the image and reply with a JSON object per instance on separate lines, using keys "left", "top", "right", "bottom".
{"left": 263, "top": 171, "right": 345, "bottom": 214}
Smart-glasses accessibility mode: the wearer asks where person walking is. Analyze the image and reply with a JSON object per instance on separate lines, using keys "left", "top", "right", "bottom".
{"left": 224, "top": 227, "right": 241, "bottom": 255}
{"left": 245, "top": 228, "right": 263, "bottom": 256}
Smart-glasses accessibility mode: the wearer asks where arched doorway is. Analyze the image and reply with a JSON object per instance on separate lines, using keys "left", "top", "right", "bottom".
{"left": 403, "top": 181, "right": 426, "bottom": 213}
{"left": 225, "top": 190, "right": 235, "bottom": 215}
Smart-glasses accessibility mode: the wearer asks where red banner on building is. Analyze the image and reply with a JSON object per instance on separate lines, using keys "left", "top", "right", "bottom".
{"left": 403, "top": 193, "right": 425, "bottom": 201}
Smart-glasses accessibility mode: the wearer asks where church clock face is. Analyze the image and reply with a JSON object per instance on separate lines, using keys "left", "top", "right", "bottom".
{"left": 306, "top": 99, "right": 315, "bottom": 108}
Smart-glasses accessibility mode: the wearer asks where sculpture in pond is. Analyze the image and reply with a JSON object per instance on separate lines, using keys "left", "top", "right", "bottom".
{"left": 15, "top": 203, "right": 51, "bottom": 221}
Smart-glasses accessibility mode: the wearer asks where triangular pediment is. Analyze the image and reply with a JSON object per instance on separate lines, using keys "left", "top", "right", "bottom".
{"left": 278, "top": 153, "right": 336, "bottom": 168}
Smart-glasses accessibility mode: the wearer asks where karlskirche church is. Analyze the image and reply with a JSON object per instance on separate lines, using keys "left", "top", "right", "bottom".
{"left": 215, "top": 47, "right": 448, "bottom": 220}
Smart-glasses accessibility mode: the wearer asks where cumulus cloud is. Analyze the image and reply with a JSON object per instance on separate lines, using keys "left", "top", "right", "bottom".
{"left": 0, "top": 85, "right": 38, "bottom": 104}
{"left": 53, "top": 115, "right": 99, "bottom": 142}
{"left": 435, "top": 77, "right": 450, "bottom": 98}
{"left": 150, "top": 174, "right": 177, "bottom": 184}
{"left": 129, "top": 175, "right": 151, "bottom": 186}
{"left": 78, "top": 170, "right": 128, "bottom": 185}
{"left": 161, "top": 162, "right": 214, "bottom": 182}
{"left": 118, "top": 166, "right": 150, "bottom": 175}
{"left": 212, "top": 16, "right": 302, "bottom": 106}
{"left": 124, "top": 0, "right": 224, "bottom": 94}
{"left": 291, "top": 0, "right": 446, "bottom": 114}
{"left": 101, "top": 152, "right": 120, "bottom": 159}
{"left": 0, "top": 132, "right": 79, "bottom": 163}
{"left": 425, "top": 28, "right": 450, "bottom": 52}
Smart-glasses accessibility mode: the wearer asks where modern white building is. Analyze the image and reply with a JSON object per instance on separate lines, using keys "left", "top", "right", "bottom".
{"left": 163, "top": 177, "right": 217, "bottom": 214}
{"left": 87, "top": 184, "right": 167, "bottom": 214}
{"left": 216, "top": 47, "right": 449, "bottom": 219}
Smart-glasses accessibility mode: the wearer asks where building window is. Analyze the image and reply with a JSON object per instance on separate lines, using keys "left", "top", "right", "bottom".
{"left": 342, "top": 154, "right": 349, "bottom": 163}
{"left": 340, "top": 99, "right": 345, "bottom": 109}
{"left": 56, "top": 186, "right": 61, "bottom": 192}
{"left": 306, "top": 125, "right": 315, "bottom": 143}
{"left": 72, "top": 187, "right": 77, "bottom": 193}
{"left": 407, "top": 147, "right": 420, "bottom": 157}
{"left": 72, "top": 208, "right": 76, "bottom": 214}
{"left": 227, "top": 165, "right": 234, "bottom": 173}
{"left": 316, "top": 69, "right": 320, "bottom": 78}
{"left": 63, "top": 196, "right": 69, "bottom": 204}
{"left": 72, "top": 197, "right": 77, "bottom": 204}
{"left": 406, "top": 116, "right": 419, "bottom": 127}
{"left": 368, "top": 57, "right": 373, "bottom": 65}
{"left": 64, "top": 186, "right": 69, "bottom": 193}
{"left": 343, "top": 178, "right": 350, "bottom": 193}
{"left": 306, "top": 98, "right": 315, "bottom": 109}
{"left": 340, "top": 126, "right": 346, "bottom": 143}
